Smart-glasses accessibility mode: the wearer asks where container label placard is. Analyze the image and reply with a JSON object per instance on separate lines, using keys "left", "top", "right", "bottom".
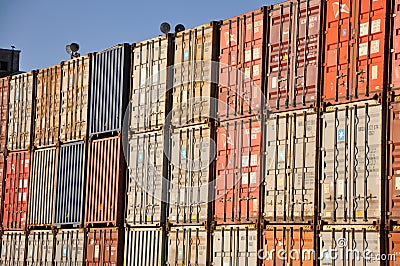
{"left": 94, "top": 245, "right": 99, "bottom": 258}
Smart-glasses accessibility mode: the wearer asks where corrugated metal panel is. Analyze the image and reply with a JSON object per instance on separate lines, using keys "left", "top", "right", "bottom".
{"left": 215, "top": 117, "right": 262, "bottom": 224}
{"left": 171, "top": 22, "right": 219, "bottom": 127}
{"left": 60, "top": 55, "right": 91, "bottom": 143}
{"left": 264, "top": 108, "right": 317, "bottom": 223}
{"left": 124, "top": 227, "right": 164, "bottom": 266}
{"left": 3, "top": 151, "right": 30, "bottom": 230}
{"left": 54, "top": 141, "right": 85, "bottom": 227}
{"left": 0, "top": 77, "right": 9, "bottom": 153}
{"left": 0, "top": 155, "right": 5, "bottom": 225}
{"left": 29, "top": 147, "right": 58, "bottom": 227}
{"left": 320, "top": 101, "right": 382, "bottom": 224}
{"left": 131, "top": 36, "right": 173, "bottom": 133}
{"left": 89, "top": 44, "right": 130, "bottom": 136}
{"left": 35, "top": 65, "right": 62, "bottom": 147}
{"left": 54, "top": 229, "right": 85, "bottom": 265}
{"left": 213, "top": 225, "right": 258, "bottom": 266}
{"left": 26, "top": 230, "right": 54, "bottom": 265}
{"left": 85, "top": 136, "right": 125, "bottom": 226}
{"left": 168, "top": 124, "right": 214, "bottom": 225}
{"left": 389, "top": 99, "right": 400, "bottom": 223}
{"left": 267, "top": 0, "right": 321, "bottom": 111}
{"left": 393, "top": 0, "right": 400, "bottom": 92}
{"left": 86, "top": 228, "right": 123, "bottom": 265}
{"left": 166, "top": 226, "right": 208, "bottom": 266}
{"left": 8, "top": 72, "right": 35, "bottom": 151}
{"left": 126, "top": 131, "right": 167, "bottom": 226}
{"left": 0, "top": 231, "right": 26, "bottom": 264}
{"left": 388, "top": 231, "right": 400, "bottom": 264}
{"left": 218, "top": 8, "right": 266, "bottom": 120}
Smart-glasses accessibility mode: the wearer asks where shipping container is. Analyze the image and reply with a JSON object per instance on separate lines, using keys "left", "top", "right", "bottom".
{"left": 130, "top": 35, "right": 173, "bottom": 133}
{"left": 54, "top": 229, "right": 85, "bottom": 265}
{"left": 89, "top": 44, "right": 130, "bottom": 136}
{"left": 8, "top": 72, "right": 35, "bottom": 151}
{"left": 171, "top": 22, "right": 219, "bottom": 128}
{"left": 320, "top": 100, "right": 382, "bottom": 224}
{"left": 35, "top": 64, "right": 62, "bottom": 147}
{"left": 126, "top": 131, "right": 168, "bottom": 226}
{"left": 393, "top": 0, "right": 400, "bottom": 93}
{"left": 388, "top": 231, "right": 400, "bottom": 265}
{"left": 168, "top": 124, "right": 215, "bottom": 225}
{"left": 264, "top": 108, "right": 317, "bottom": 223}
{"left": 60, "top": 54, "right": 91, "bottom": 143}
{"left": 3, "top": 151, "right": 30, "bottom": 230}
{"left": 389, "top": 98, "right": 400, "bottom": 225}
{"left": 213, "top": 224, "right": 258, "bottom": 266}
{"left": 29, "top": 147, "right": 58, "bottom": 227}
{"left": 85, "top": 136, "right": 125, "bottom": 227}
{"left": 323, "top": 0, "right": 389, "bottom": 103}
{"left": 124, "top": 227, "right": 165, "bottom": 266}
{"left": 86, "top": 227, "right": 123, "bottom": 266}
{"left": 215, "top": 117, "right": 262, "bottom": 224}
{"left": 0, "top": 155, "right": 5, "bottom": 224}
{"left": 266, "top": 0, "right": 322, "bottom": 112}
{"left": 26, "top": 230, "right": 55, "bottom": 265}
{"left": 166, "top": 226, "right": 209, "bottom": 266}
{"left": 54, "top": 141, "right": 85, "bottom": 227}
{"left": 218, "top": 8, "right": 266, "bottom": 120}
{"left": 262, "top": 224, "right": 314, "bottom": 266}
{"left": 0, "top": 231, "right": 26, "bottom": 264}
{"left": 0, "top": 77, "right": 9, "bottom": 153}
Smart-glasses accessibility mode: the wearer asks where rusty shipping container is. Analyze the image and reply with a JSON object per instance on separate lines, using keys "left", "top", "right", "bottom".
{"left": 124, "top": 227, "right": 165, "bottom": 266}
{"left": 320, "top": 100, "right": 382, "bottom": 224}
{"left": 54, "top": 229, "right": 85, "bottom": 265}
{"left": 35, "top": 64, "right": 62, "bottom": 147}
{"left": 60, "top": 54, "right": 91, "bottom": 143}
{"left": 392, "top": 0, "right": 400, "bottom": 93}
{"left": 54, "top": 141, "right": 86, "bottom": 227}
{"left": 131, "top": 35, "right": 173, "bottom": 133}
{"left": 388, "top": 230, "right": 400, "bottom": 265}
{"left": 126, "top": 131, "right": 168, "bottom": 226}
{"left": 8, "top": 72, "right": 35, "bottom": 151}
{"left": 26, "top": 230, "right": 55, "bottom": 265}
{"left": 262, "top": 225, "right": 314, "bottom": 266}
{"left": 323, "top": 0, "right": 389, "bottom": 103}
{"left": 0, "top": 77, "right": 9, "bottom": 152}
{"left": 166, "top": 226, "right": 209, "bottom": 266}
{"left": 3, "top": 151, "right": 30, "bottom": 230}
{"left": 215, "top": 117, "right": 262, "bottom": 224}
{"left": 89, "top": 44, "right": 130, "bottom": 136}
{"left": 85, "top": 136, "right": 125, "bottom": 227}
{"left": 29, "top": 147, "right": 58, "bottom": 227}
{"left": 1, "top": 231, "right": 26, "bottom": 264}
{"left": 266, "top": 0, "right": 322, "bottom": 112}
{"left": 86, "top": 227, "right": 123, "bottom": 266}
{"left": 0, "top": 155, "right": 5, "bottom": 225}
{"left": 218, "top": 8, "right": 266, "bottom": 120}
{"left": 213, "top": 224, "right": 258, "bottom": 266}
{"left": 264, "top": 108, "right": 317, "bottom": 224}
{"left": 168, "top": 124, "right": 215, "bottom": 225}
{"left": 171, "top": 22, "right": 219, "bottom": 127}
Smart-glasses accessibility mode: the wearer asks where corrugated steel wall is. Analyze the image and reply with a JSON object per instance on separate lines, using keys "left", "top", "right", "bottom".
{"left": 0, "top": 78, "right": 9, "bottom": 153}
{"left": 26, "top": 230, "right": 55, "bottom": 264}
{"left": 0, "top": 231, "right": 26, "bottom": 264}
{"left": 54, "top": 229, "right": 85, "bottom": 265}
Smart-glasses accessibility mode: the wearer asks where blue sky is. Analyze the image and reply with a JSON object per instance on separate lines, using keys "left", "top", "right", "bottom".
{"left": 1, "top": 0, "right": 279, "bottom": 71}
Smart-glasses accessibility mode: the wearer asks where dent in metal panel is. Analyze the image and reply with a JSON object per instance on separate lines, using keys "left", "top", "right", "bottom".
{"left": 54, "top": 229, "right": 85, "bottom": 265}
{"left": 0, "top": 231, "right": 26, "bottom": 264}
{"left": 54, "top": 141, "right": 85, "bottom": 226}
{"left": 27, "top": 230, "right": 54, "bottom": 265}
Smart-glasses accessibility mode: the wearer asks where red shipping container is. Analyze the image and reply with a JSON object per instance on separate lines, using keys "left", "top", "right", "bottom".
{"left": 2, "top": 151, "right": 30, "bottom": 230}
{"left": 392, "top": 0, "right": 400, "bottom": 92}
{"left": 0, "top": 155, "right": 5, "bottom": 224}
{"left": 218, "top": 8, "right": 266, "bottom": 120}
{"left": 0, "top": 77, "right": 9, "bottom": 153}
{"left": 86, "top": 227, "right": 123, "bottom": 266}
{"left": 388, "top": 231, "right": 400, "bottom": 265}
{"left": 215, "top": 116, "right": 262, "bottom": 224}
{"left": 323, "top": 0, "right": 388, "bottom": 103}
{"left": 266, "top": 0, "right": 321, "bottom": 112}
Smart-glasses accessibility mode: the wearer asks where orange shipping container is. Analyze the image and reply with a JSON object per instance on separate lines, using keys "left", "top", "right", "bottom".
{"left": 86, "top": 228, "right": 123, "bottom": 265}
{"left": 392, "top": 0, "right": 400, "bottom": 93}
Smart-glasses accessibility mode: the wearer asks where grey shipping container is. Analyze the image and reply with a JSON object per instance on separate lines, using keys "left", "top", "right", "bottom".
{"left": 54, "top": 141, "right": 85, "bottom": 227}
{"left": 8, "top": 72, "right": 35, "bottom": 151}
{"left": 212, "top": 224, "right": 258, "bottom": 266}
{"left": 168, "top": 124, "right": 215, "bottom": 225}
{"left": 54, "top": 229, "right": 85, "bottom": 265}
{"left": 264, "top": 108, "right": 317, "bottom": 223}
{"left": 124, "top": 227, "right": 165, "bottom": 266}
{"left": 0, "top": 231, "right": 26, "bottom": 264}
{"left": 171, "top": 22, "right": 219, "bottom": 128}
{"left": 126, "top": 131, "right": 168, "bottom": 226}
{"left": 89, "top": 44, "right": 130, "bottom": 136}
{"left": 60, "top": 54, "right": 91, "bottom": 143}
{"left": 166, "top": 226, "right": 209, "bottom": 266}
{"left": 29, "top": 147, "right": 58, "bottom": 227}
{"left": 130, "top": 35, "right": 173, "bottom": 133}
{"left": 320, "top": 100, "right": 382, "bottom": 224}
{"left": 26, "top": 230, "right": 55, "bottom": 265}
